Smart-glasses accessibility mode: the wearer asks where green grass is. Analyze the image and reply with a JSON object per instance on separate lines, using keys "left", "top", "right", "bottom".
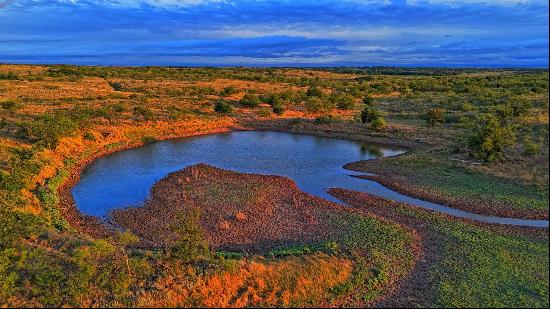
{"left": 434, "top": 224, "right": 549, "bottom": 308}
{"left": 394, "top": 204, "right": 549, "bottom": 308}
{"left": 367, "top": 151, "right": 549, "bottom": 213}
{"left": 327, "top": 210, "right": 415, "bottom": 304}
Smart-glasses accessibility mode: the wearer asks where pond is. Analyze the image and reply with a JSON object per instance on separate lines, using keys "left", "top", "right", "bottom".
{"left": 72, "top": 131, "right": 548, "bottom": 228}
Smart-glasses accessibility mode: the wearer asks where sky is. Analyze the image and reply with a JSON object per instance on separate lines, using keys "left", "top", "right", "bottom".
{"left": 0, "top": 0, "right": 548, "bottom": 67}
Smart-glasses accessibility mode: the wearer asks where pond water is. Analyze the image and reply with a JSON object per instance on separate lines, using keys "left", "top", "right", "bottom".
{"left": 72, "top": 131, "right": 548, "bottom": 228}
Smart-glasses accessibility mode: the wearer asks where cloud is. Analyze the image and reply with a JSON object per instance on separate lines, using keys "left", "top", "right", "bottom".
{"left": 0, "top": 0, "right": 547, "bottom": 66}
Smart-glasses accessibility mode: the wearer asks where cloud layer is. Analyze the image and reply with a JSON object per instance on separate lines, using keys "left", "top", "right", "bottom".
{"left": 0, "top": 0, "right": 548, "bottom": 66}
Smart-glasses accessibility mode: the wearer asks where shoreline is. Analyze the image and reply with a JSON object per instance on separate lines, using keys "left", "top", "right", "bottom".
{"left": 343, "top": 159, "right": 549, "bottom": 221}
{"left": 58, "top": 120, "right": 546, "bottom": 240}
{"left": 57, "top": 120, "right": 419, "bottom": 238}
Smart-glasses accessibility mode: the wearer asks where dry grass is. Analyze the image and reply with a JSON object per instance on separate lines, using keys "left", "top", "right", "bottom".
{"left": 138, "top": 253, "right": 352, "bottom": 308}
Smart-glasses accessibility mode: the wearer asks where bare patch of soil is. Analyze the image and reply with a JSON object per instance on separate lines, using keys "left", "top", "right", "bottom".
{"left": 110, "top": 164, "right": 348, "bottom": 252}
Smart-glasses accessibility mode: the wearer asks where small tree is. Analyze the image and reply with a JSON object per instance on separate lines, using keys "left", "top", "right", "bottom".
{"left": 214, "top": 100, "right": 233, "bottom": 114}
{"left": 108, "top": 81, "right": 124, "bottom": 91}
{"left": 360, "top": 107, "right": 382, "bottom": 124}
{"left": 26, "top": 114, "right": 79, "bottom": 149}
{"left": 369, "top": 117, "right": 387, "bottom": 131}
{"left": 467, "top": 114, "right": 516, "bottom": 162}
{"left": 362, "top": 94, "right": 374, "bottom": 106}
{"left": 239, "top": 93, "right": 261, "bottom": 107}
{"left": 171, "top": 207, "right": 210, "bottom": 262}
{"left": 220, "top": 85, "right": 238, "bottom": 97}
{"left": 272, "top": 103, "right": 285, "bottom": 115}
{"left": 306, "top": 86, "right": 323, "bottom": 97}
{"left": 330, "top": 92, "right": 355, "bottom": 110}
{"left": 360, "top": 107, "right": 386, "bottom": 131}
{"left": 425, "top": 108, "right": 445, "bottom": 127}
{"left": 305, "top": 97, "right": 335, "bottom": 113}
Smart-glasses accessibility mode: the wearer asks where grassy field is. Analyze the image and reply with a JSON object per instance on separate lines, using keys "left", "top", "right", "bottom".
{"left": 331, "top": 188, "right": 549, "bottom": 308}
{"left": 346, "top": 149, "right": 549, "bottom": 219}
{"left": 0, "top": 64, "right": 548, "bottom": 307}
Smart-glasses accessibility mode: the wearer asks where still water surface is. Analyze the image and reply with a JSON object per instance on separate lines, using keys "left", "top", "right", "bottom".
{"left": 72, "top": 131, "right": 548, "bottom": 228}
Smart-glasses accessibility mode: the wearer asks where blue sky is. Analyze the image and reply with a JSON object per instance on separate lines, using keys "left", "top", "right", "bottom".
{"left": 0, "top": 0, "right": 548, "bottom": 67}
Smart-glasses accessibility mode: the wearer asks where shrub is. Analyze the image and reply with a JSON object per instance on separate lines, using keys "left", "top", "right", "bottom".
{"left": 369, "top": 117, "right": 387, "bottom": 131}
{"left": 362, "top": 95, "right": 374, "bottom": 106}
{"left": 315, "top": 115, "right": 337, "bottom": 124}
{"left": 220, "top": 85, "right": 238, "bottom": 97}
{"left": 257, "top": 107, "right": 271, "bottom": 117}
{"left": 360, "top": 107, "right": 386, "bottom": 131}
{"left": 133, "top": 106, "right": 154, "bottom": 121}
{"left": 331, "top": 92, "right": 355, "bottom": 110}
{"left": 239, "top": 93, "right": 261, "bottom": 107}
{"left": 214, "top": 100, "right": 232, "bottom": 113}
{"left": 467, "top": 114, "right": 516, "bottom": 162}
{"left": 83, "top": 132, "right": 96, "bottom": 141}
{"left": 1, "top": 100, "right": 22, "bottom": 112}
{"left": 305, "top": 97, "right": 335, "bottom": 113}
{"left": 523, "top": 136, "right": 541, "bottom": 156}
{"left": 360, "top": 107, "right": 382, "bottom": 124}
{"left": 260, "top": 93, "right": 281, "bottom": 106}
{"left": 462, "top": 102, "right": 475, "bottom": 112}
{"left": 108, "top": 81, "right": 124, "bottom": 91}
{"left": 25, "top": 114, "right": 80, "bottom": 149}
{"left": 171, "top": 208, "right": 210, "bottom": 262}
{"left": 425, "top": 108, "right": 445, "bottom": 127}
{"left": 495, "top": 98, "right": 531, "bottom": 120}
{"left": 141, "top": 136, "right": 157, "bottom": 144}
{"left": 272, "top": 103, "right": 285, "bottom": 115}
{"left": 0, "top": 72, "right": 19, "bottom": 80}
{"left": 306, "top": 86, "right": 323, "bottom": 97}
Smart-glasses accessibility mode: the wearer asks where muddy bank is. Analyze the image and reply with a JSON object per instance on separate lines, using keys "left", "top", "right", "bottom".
{"left": 110, "top": 164, "right": 349, "bottom": 252}
{"left": 345, "top": 158, "right": 549, "bottom": 221}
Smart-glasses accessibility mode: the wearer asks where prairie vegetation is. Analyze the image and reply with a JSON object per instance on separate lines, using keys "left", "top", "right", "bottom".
{"left": 0, "top": 64, "right": 548, "bottom": 307}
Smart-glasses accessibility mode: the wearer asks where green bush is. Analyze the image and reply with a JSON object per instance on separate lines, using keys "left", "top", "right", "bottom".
{"left": 306, "top": 86, "right": 323, "bottom": 97}
{"left": 467, "top": 114, "right": 516, "bottom": 162}
{"left": 132, "top": 106, "right": 154, "bottom": 121}
{"left": 331, "top": 92, "right": 355, "bottom": 110}
{"left": 315, "top": 115, "right": 337, "bottom": 124}
{"left": 220, "top": 85, "right": 238, "bottom": 97}
{"left": 108, "top": 81, "right": 124, "bottom": 91}
{"left": 360, "top": 107, "right": 382, "bottom": 124}
{"left": 257, "top": 107, "right": 271, "bottom": 117}
{"left": 305, "top": 97, "right": 335, "bottom": 113}
{"left": 1, "top": 100, "right": 22, "bottom": 112}
{"left": 214, "top": 100, "right": 233, "bottom": 113}
{"left": 239, "top": 93, "right": 261, "bottom": 107}
{"left": 272, "top": 103, "right": 285, "bottom": 115}
{"left": 171, "top": 208, "right": 210, "bottom": 262}
{"left": 426, "top": 108, "right": 445, "bottom": 127}
{"left": 369, "top": 117, "right": 387, "bottom": 131}
{"left": 360, "top": 107, "right": 386, "bottom": 131}
{"left": 25, "top": 114, "right": 80, "bottom": 149}
{"left": 259, "top": 93, "right": 282, "bottom": 106}
{"left": 362, "top": 94, "right": 375, "bottom": 106}
{"left": 141, "top": 136, "right": 157, "bottom": 144}
{"left": 83, "top": 132, "right": 96, "bottom": 141}
{"left": 0, "top": 72, "right": 19, "bottom": 80}
{"left": 523, "top": 136, "right": 541, "bottom": 156}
